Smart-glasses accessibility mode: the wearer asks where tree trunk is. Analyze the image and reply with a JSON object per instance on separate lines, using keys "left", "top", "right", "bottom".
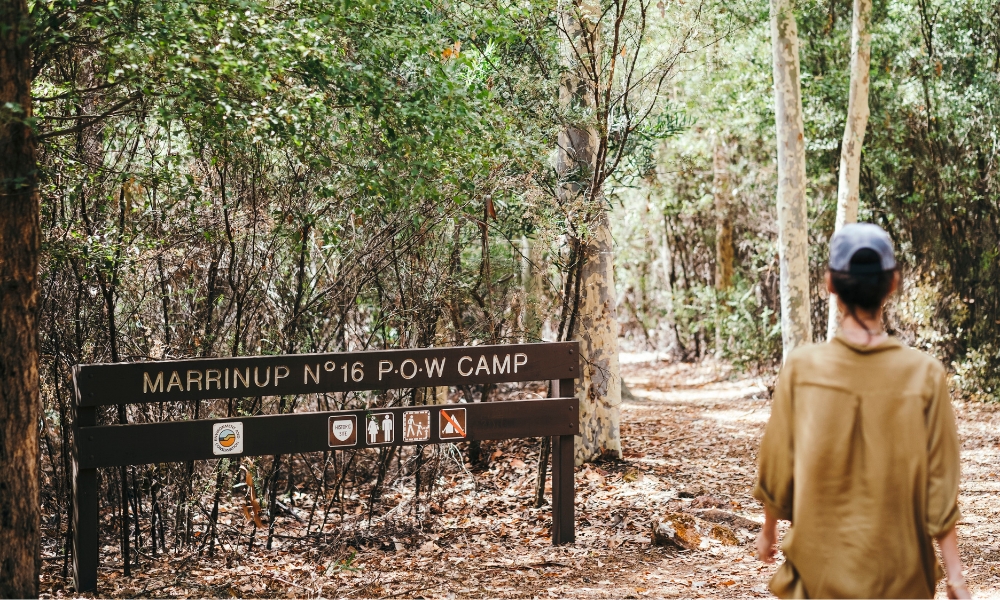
{"left": 826, "top": 0, "right": 873, "bottom": 339}
{"left": 713, "top": 142, "right": 734, "bottom": 292}
{"left": 558, "top": 0, "right": 622, "bottom": 464}
{"left": 0, "top": 0, "right": 41, "bottom": 594}
{"left": 769, "top": 0, "right": 812, "bottom": 358}
{"left": 713, "top": 141, "right": 734, "bottom": 356}
{"left": 574, "top": 215, "right": 623, "bottom": 462}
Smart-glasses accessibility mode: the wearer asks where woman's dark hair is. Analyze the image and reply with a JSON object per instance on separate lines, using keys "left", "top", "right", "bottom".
{"left": 830, "top": 248, "right": 896, "bottom": 327}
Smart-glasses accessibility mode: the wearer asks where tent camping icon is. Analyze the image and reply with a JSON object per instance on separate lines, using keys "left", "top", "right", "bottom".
{"left": 438, "top": 408, "right": 466, "bottom": 440}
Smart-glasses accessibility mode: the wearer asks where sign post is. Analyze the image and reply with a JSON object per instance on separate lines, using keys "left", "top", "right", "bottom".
{"left": 71, "top": 342, "right": 579, "bottom": 592}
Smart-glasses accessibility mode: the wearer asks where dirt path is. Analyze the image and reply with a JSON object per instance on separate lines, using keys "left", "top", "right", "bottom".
{"left": 60, "top": 357, "right": 1000, "bottom": 598}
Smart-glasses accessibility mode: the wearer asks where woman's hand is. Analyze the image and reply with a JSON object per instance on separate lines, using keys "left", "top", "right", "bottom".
{"left": 946, "top": 579, "right": 971, "bottom": 599}
{"left": 938, "top": 526, "right": 971, "bottom": 599}
{"left": 755, "top": 525, "right": 777, "bottom": 563}
{"left": 755, "top": 507, "right": 780, "bottom": 563}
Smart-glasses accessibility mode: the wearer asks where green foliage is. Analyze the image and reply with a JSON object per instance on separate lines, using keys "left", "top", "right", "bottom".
{"left": 616, "top": 0, "right": 1000, "bottom": 381}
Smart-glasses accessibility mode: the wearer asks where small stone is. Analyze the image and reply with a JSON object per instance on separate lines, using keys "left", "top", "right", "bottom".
{"left": 651, "top": 513, "right": 702, "bottom": 550}
{"left": 708, "top": 523, "right": 740, "bottom": 546}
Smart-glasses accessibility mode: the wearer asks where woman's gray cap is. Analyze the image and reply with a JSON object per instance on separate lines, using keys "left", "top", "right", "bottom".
{"left": 829, "top": 223, "right": 896, "bottom": 272}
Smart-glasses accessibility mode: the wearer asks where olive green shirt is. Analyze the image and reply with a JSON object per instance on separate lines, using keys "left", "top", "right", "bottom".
{"left": 754, "top": 335, "right": 961, "bottom": 599}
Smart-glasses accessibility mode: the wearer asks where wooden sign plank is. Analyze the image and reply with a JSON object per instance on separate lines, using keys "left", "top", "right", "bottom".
{"left": 72, "top": 342, "right": 579, "bottom": 407}
{"left": 74, "top": 397, "right": 579, "bottom": 468}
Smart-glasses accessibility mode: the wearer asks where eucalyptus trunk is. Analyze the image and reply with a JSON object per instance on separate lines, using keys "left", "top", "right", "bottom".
{"left": 827, "top": 0, "right": 873, "bottom": 339}
{"left": 713, "top": 142, "right": 734, "bottom": 292}
{"left": 769, "top": 0, "right": 812, "bottom": 358}
{"left": 0, "top": 0, "right": 41, "bottom": 594}
{"left": 558, "top": 0, "right": 622, "bottom": 464}
{"left": 713, "top": 141, "right": 734, "bottom": 357}
{"left": 574, "top": 215, "right": 623, "bottom": 463}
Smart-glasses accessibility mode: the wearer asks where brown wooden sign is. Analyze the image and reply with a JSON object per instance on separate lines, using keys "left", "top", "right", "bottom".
{"left": 70, "top": 342, "right": 579, "bottom": 594}
{"left": 73, "top": 342, "right": 578, "bottom": 406}
{"left": 74, "top": 397, "right": 579, "bottom": 469}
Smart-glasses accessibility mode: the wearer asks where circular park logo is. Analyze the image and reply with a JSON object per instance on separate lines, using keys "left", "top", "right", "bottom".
{"left": 212, "top": 422, "right": 244, "bottom": 455}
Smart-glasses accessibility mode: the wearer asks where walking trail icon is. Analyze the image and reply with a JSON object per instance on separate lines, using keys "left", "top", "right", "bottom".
{"left": 403, "top": 410, "right": 430, "bottom": 442}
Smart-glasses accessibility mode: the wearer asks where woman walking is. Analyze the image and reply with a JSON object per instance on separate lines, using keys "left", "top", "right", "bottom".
{"left": 753, "top": 223, "right": 970, "bottom": 598}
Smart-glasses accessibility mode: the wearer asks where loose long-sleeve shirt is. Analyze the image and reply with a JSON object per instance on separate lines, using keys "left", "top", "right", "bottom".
{"left": 754, "top": 335, "right": 961, "bottom": 599}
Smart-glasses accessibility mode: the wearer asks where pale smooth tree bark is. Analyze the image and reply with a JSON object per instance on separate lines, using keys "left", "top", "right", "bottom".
{"left": 0, "top": 0, "right": 41, "bottom": 594}
{"left": 557, "top": 0, "right": 622, "bottom": 464}
{"left": 769, "top": 0, "right": 812, "bottom": 358}
{"left": 574, "top": 214, "right": 622, "bottom": 463}
{"left": 826, "top": 0, "right": 873, "bottom": 339}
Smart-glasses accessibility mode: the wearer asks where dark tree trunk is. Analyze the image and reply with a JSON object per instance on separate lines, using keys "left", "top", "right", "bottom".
{"left": 0, "top": 0, "right": 41, "bottom": 595}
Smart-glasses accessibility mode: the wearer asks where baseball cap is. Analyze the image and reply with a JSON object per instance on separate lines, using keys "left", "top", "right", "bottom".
{"left": 829, "top": 223, "right": 896, "bottom": 273}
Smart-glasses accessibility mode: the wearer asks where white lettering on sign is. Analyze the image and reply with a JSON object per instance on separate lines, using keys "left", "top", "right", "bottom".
{"left": 424, "top": 357, "right": 445, "bottom": 377}
{"left": 400, "top": 358, "right": 418, "bottom": 379}
{"left": 274, "top": 365, "right": 289, "bottom": 386}
{"left": 254, "top": 366, "right": 269, "bottom": 387}
{"left": 475, "top": 355, "right": 489, "bottom": 375}
{"left": 138, "top": 350, "right": 533, "bottom": 394}
{"left": 233, "top": 367, "right": 249, "bottom": 389}
{"left": 187, "top": 370, "right": 202, "bottom": 391}
{"left": 304, "top": 364, "right": 320, "bottom": 385}
{"left": 378, "top": 360, "right": 393, "bottom": 380}
{"left": 456, "top": 353, "right": 530, "bottom": 377}
{"left": 458, "top": 356, "right": 473, "bottom": 376}
{"left": 206, "top": 369, "right": 221, "bottom": 390}
{"left": 144, "top": 372, "right": 163, "bottom": 393}
{"left": 167, "top": 371, "right": 183, "bottom": 392}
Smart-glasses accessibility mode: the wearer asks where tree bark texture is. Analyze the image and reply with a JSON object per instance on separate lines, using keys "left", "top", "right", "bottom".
{"left": 558, "top": 0, "right": 622, "bottom": 464}
{"left": 713, "top": 142, "right": 734, "bottom": 291}
{"left": 573, "top": 216, "right": 623, "bottom": 463}
{"left": 713, "top": 141, "right": 734, "bottom": 356}
{"left": 0, "top": 0, "right": 42, "bottom": 594}
{"left": 826, "top": 0, "right": 872, "bottom": 339}
{"left": 769, "top": 0, "right": 813, "bottom": 358}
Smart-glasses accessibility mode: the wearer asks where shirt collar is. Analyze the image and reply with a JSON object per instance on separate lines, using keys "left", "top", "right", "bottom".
{"left": 832, "top": 333, "right": 904, "bottom": 354}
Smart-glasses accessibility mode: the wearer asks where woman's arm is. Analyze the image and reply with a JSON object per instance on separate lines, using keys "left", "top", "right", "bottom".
{"left": 937, "top": 526, "right": 971, "bottom": 599}
{"left": 754, "top": 505, "right": 780, "bottom": 563}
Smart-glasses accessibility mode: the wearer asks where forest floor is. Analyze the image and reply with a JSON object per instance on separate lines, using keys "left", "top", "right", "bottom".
{"left": 48, "top": 356, "right": 1000, "bottom": 598}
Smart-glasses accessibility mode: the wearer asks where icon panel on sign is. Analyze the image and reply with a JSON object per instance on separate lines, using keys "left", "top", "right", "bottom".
{"left": 366, "top": 412, "right": 395, "bottom": 445}
{"left": 403, "top": 410, "right": 431, "bottom": 442}
{"left": 328, "top": 415, "right": 358, "bottom": 448}
{"left": 439, "top": 408, "right": 467, "bottom": 440}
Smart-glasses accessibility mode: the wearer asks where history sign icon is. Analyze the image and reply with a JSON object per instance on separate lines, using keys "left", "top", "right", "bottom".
{"left": 438, "top": 407, "right": 467, "bottom": 440}
{"left": 328, "top": 415, "right": 358, "bottom": 447}
{"left": 402, "top": 410, "right": 431, "bottom": 442}
{"left": 365, "top": 412, "right": 395, "bottom": 445}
